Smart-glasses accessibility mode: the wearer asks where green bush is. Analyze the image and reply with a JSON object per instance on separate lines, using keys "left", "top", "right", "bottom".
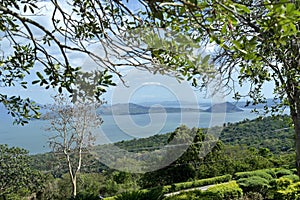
{"left": 275, "top": 169, "right": 293, "bottom": 178}
{"left": 164, "top": 190, "right": 202, "bottom": 200}
{"left": 143, "top": 187, "right": 164, "bottom": 200}
{"left": 192, "top": 174, "right": 232, "bottom": 188}
{"left": 115, "top": 191, "right": 144, "bottom": 200}
{"left": 275, "top": 177, "right": 293, "bottom": 190}
{"left": 162, "top": 174, "right": 232, "bottom": 193}
{"left": 235, "top": 170, "right": 274, "bottom": 181}
{"left": 69, "top": 193, "right": 100, "bottom": 200}
{"left": 290, "top": 168, "right": 297, "bottom": 174}
{"left": 241, "top": 192, "right": 263, "bottom": 200}
{"left": 205, "top": 181, "right": 243, "bottom": 200}
{"left": 103, "top": 197, "right": 115, "bottom": 200}
{"left": 275, "top": 182, "right": 300, "bottom": 200}
{"left": 114, "top": 188, "right": 164, "bottom": 200}
{"left": 281, "top": 174, "right": 300, "bottom": 182}
{"left": 237, "top": 176, "right": 270, "bottom": 194}
{"left": 263, "top": 169, "right": 277, "bottom": 178}
{"left": 165, "top": 181, "right": 242, "bottom": 200}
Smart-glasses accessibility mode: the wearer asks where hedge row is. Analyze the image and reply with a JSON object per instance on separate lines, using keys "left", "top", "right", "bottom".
{"left": 162, "top": 174, "right": 232, "bottom": 193}
{"left": 164, "top": 181, "right": 242, "bottom": 200}
{"left": 234, "top": 169, "right": 275, "bottom": 181}
{"left": 103, "top": 174, "right": 232, "bottom": 200}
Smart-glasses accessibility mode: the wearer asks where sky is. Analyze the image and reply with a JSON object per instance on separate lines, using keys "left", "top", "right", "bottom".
{"left": 0, "top": 0, "right": 276, "bottom": 106}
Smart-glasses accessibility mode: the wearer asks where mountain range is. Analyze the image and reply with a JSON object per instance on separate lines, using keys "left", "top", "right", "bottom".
{"left": 2, "top": 99, "right": 280, "bottom": 120}
{"left": 97, "top": 103, "right": 203, "bottom": 115}
{"left": 98, "top": 102, "right": 243, "bottom": 115}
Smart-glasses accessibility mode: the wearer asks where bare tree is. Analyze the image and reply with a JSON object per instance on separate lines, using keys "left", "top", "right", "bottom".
{"left": 46, "top": 94, "right": 102, "bottom": 197}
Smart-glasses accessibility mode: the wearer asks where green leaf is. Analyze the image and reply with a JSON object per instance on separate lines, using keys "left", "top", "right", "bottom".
{"left": 234, "top": 3, "right": 250, "bottom": 14}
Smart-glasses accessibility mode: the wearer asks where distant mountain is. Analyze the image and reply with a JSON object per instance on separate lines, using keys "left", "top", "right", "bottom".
{"left": 136, "top": 101, "right": 198, "bottom": 108}
{"left": 98, "top": 103, "right": 203, "bottom": 115}
{"left": 204, "top": 102, "right": 243, "bottom": 113}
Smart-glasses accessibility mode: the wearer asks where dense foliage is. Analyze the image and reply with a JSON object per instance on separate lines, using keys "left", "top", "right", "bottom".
{"left": 0, "top": 144, "right": 45, "bottom": 199}
{"left": 221, "top": 115, "right": 294, "bottom": 153}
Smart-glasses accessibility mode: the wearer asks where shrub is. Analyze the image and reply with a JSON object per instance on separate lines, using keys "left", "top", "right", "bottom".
{"left": 162, "top": 174, "right": 232, "bottom": 193}
{"left": 115, "top": 191, "right": 144, "bottom": 200}
{"left": 275, "top": 177, "right": 293, "bottom": 190}
{"left": 164, "top": 181, "right": 242, "bottom": 200}
{"left": 235, "top": 170, "right": 274, "bottom": 181}
{"left": 103, "top": 197, "right": 115, "bottom": 200}
{"left": 164, "top": 190, "right": 202, "bottom": 200}
{"left": 237, "top": 176, "right": 270, "bottom": 194}
{"left": 114, "top": 188, "right": 164, "bottom": 200}
{"left": 69, "top": 193, "right": 100, "bottom": 200}
{"left": 242, "top": 192, "right": 263, "bottom": 200}
{"left": 275, "top": 182, "right": 300, "bottom": 200}
{"left": 192, "top": 174, "right": 232, "bottom": 188}
{"left": 205, "top": 181, "right": 243, "bottom": 200}
{"left": 281, "top": 174, "right": 300, "bottom": 182}
{"left": 143, "top": 187, "right": 165, "bottom": 200}
{"left": 262, "top": 169, "right": 277, "bottom": 178}
{"left": 275, "top": 169, "right": 293, "bottom": 178}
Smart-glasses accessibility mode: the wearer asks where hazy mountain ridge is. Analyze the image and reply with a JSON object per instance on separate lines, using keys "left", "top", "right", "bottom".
{"left": 0, "top": 99, "right": 279, "bottom": 121}
{"left": 98, "top": 103, "right": 203, "bottom": 115}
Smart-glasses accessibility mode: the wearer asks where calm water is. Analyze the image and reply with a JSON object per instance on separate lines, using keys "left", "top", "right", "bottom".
{"left": 0, "top": 110, "right": 259, "bottom": 154}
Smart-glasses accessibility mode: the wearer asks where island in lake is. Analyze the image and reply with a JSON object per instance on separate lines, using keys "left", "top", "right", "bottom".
{"left": 98, "top": 102, "right": 243, "bottom": 115}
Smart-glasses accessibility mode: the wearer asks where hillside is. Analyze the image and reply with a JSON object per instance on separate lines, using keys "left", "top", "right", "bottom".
{"left": 28, "top": 114, "right": 296, "bottom": 199}
{"left": 31, "top": 115, "right": 294, "bottom": 173}
{"left": 221, "top": 115, "right": 294, "bottom": 153}
{"left": 113, "top": 115, "right": 293, "bottom": 154}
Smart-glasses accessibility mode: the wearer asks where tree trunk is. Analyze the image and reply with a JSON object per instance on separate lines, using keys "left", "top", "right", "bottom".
{"left": 72, "top": 175, "right": 77, "bottom": 198}
{"left": 65, "top": 152, "right": 77, "bottom": 198}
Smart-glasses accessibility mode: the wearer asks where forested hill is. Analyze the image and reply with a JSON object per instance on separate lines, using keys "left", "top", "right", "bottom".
{"left": 220, "top": 115, "right": 294, "bottom": 153}
{"left": 115, "top": 115, "right": 294, "bottom": 154}
{"left": 31, "top": 115, "right": 294, "bottom": 176}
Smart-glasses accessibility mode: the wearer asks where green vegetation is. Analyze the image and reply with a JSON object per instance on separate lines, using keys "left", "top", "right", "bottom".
{"left": 1, "top": 115, "right": 298, "bottom": 199}
{"left": 221, "top": 115, "right": 294, "bottom": 153}
{"left": 0, "top": 145, "right": 45, "bottom": 199}
{"left": 2, "top": 0, "right": 300, "bottom": 198}
{"left": 163, "top": 181, "right": 243, "bottom": 200}
{"left": 141, "top": 0, "right": 300, "bottom": 177}
{"left": 162, "top": 174, "right": 232, "bottom": 193}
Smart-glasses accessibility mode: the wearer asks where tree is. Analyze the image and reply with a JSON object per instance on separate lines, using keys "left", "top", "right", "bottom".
{"left": 0, "top": 144, "right": 45, "bottom": 198}
{"left": 140, "top": 125, "right": 222, "bottom": 187}
{"left": 134, "top": 0, "right": 300, "bottom": 176}
{"left": 1, "top": 0, "right": 209, "bottom": 126}
{"left": 1, "top": 0, "right": 187, "bottom": 125}
{"left": 46, "top": 94, "right": 102, "bottom": 197}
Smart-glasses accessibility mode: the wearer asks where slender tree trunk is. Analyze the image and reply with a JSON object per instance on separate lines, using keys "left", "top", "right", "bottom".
{"left": 65, "top": 152, "right": 77, "bottom": 198}
{"left": 72, "top": 175, "right": 77, "bottom": 198}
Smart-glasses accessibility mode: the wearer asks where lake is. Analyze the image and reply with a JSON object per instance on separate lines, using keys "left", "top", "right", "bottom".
{"left": 0, "top": 109, "right": 260, "bottom": 154}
